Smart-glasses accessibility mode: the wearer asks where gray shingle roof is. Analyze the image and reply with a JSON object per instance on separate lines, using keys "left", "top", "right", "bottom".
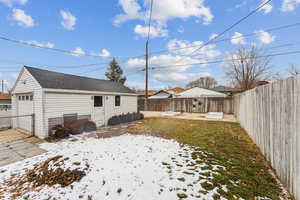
{"left": 25, "top": 66, "right": 136, "bottom": 94}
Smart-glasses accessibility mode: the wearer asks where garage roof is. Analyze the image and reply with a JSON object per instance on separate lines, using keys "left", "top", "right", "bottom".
{"left": 25, "top": 66, "right": 136, "bottom": 94}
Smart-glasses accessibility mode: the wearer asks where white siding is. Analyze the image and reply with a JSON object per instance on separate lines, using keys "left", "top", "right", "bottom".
{"left": 104, "top": 95, "right": 138, "bottom": 120}
{"left": 44, "top": 92, "right": 138, "bottom": 136}
{"left": 11, "top": 69, "right": 44, "bottom": 138}
{"left": 44, "top": 93, "right": 92, "bottom": 119}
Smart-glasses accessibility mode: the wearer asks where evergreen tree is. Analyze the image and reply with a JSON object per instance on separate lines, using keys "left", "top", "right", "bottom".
{"left": 105, "top": 58, "right": 127, "bottom": 85}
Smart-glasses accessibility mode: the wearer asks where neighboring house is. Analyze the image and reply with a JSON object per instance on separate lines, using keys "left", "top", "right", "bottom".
{"left": 11, "top": 66, "right": 138, "bottom": 139}
{"left": 149, "top": 90, "right": 172, "bottom": 99}
{"left": 148, "top": 88, "right": 185, "bottom": 99}
{"left": 175, "top": 87, "right": 226, "bottom": 98}
{"left": 137, "top": 90, "right": 156, "bottom": 99}
{"left": 211, "top": 86, "right": 238, "bottom": 96}
{"left": 0, "top": 93, "right": 11, "bottom": 110}
{"left": 167, "top": 87, "right": 185, "bottom": 94}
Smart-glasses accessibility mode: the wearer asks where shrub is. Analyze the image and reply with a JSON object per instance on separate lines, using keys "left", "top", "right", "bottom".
{"left": 108, "top": 112, "right": 144, "bottom": 126}
{"left": 52, "top": 125, "right": 70, "bottom": 139}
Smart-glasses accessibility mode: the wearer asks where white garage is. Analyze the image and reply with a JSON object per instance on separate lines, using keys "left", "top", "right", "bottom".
{"left": 11, "top": 66, "right": 138, "bottom": 139}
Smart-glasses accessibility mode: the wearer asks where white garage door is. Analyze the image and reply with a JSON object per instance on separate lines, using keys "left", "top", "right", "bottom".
{"left": 17, "top": 94, "right": 34, "bottom": 132}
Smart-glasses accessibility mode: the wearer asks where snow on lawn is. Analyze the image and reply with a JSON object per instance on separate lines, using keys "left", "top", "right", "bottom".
{"left": 0, "top": 134, "right": 228, "bottom": 200}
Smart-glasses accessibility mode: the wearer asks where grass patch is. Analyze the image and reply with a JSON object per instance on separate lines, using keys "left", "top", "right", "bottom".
{"left": 131, "top": 118, "right": 288, "bottom": 200}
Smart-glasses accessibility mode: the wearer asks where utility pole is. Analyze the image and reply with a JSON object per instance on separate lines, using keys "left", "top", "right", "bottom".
{"left": 1, "top": 80, "right": 3, "bottom": 93}
{"left": 145, "top": 41, "right": 149, "bottom": 111}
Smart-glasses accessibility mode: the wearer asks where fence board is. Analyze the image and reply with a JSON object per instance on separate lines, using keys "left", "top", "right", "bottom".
{"left": 234, "top": 75, "right": 300, "bottom": 199}
{"left": 138, "top": 97, "right": 234, "bottom": 114}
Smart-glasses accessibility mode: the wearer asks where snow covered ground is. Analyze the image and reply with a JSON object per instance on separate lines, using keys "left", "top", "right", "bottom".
{"left": 0, "top": 134, "right": 230, "bottom": 200}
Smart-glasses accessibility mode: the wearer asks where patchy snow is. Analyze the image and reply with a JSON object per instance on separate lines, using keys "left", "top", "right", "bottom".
{"left": 0, "top": 134, "right": 228, "bottom": 199}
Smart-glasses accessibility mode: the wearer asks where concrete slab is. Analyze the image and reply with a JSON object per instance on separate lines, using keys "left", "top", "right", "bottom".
{"left": 141, "top": 111, "right": 237, "bottom": 122}
{"left": 0, "top": 129, "right": 46, "bottom": 167}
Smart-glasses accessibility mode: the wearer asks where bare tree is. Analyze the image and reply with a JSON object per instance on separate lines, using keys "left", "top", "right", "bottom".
{"left": 186, "top": 76, "right": 218, "bottom": 89}
{"left": 288, "top": 64, "right": 300, "bottom": 76}
{"left": 224, "top": 46, "right": 271, "bottom": 91}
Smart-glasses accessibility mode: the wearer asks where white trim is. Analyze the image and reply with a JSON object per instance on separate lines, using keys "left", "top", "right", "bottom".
{"left": 43, "top": 88, "right": 138, "bottom": 96}
{"left": 11, "top": 67, "right": 43, "bottom": 94}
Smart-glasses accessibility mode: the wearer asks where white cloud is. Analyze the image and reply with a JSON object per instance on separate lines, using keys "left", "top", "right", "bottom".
{"left": 71, "top": 47, "right": 85, "bottom": 56}
{"left": 167, "top": 39, "right": 221, "bottom": 59}
{"left": 134, "top": 24, "right": 168, "bottom": 38}
{"left": 230, "top": 32, "right": 246, "bottom": 45}
{"left": 11, "top": 73, "right": 19, "bottom": 80}
{"left": 177, "top": 26, "right": 185, "bottom": 33}
{"left": 234, "top": 1, "right": 247, "bottom": 9}
{"left": 114, "top": 0, "right": 214, "bottom": 25}
{"left": 23, "top": 40, "right": 55, "bottom": 48}
{"left": 281, "top": 0, "right": 300, "bottom": 11}
{"left": 261, "top": 3, "right": 273, "bottom": 13}
{"left": 153, "top": 72, "right": 210, "bottom": 83}
{"left": 114, "top": 0, "right": 144, "bottom": 25}
{"left": 127, "top": 53, "right": 205, "bottom": 73}
{"left": 0, "top": 0, "right": 27, "bottom": 7}
{"left": 60, "top": 10, "right": 76, "bottom": 30}
{"left": 209, "top": 33, "right": 218, "bottom": 40}
{"left": 92, "top": 49, "right": 111, "bottom": 58}
{"left": 11, "top": 9, "right": 35, "bottom": 27}
{"left": 256, "top": 30, "right": 276, "bottom": 44}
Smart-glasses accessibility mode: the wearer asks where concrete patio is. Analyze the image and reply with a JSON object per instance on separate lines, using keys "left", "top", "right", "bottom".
{"left": 0, "top": 129, "right": 45, "bottom": 167}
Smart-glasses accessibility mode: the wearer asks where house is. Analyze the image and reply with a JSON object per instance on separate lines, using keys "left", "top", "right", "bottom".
{"left": 210, "top": 86, "right": 238, "bottom": 96}
{"left": 137, "top": 90, "right": 157, "bottom": 99}
{"left": 11, "top": 66, "right": 138, "bottom": 139}
{"left": 175, "top": 87, "right": 226, "bottom": 98}
{"left": 0, "top": 93, "right": 11, "bottom": 110}
{"left": 149, "top": 90, "right": 172, "bottom": 99}
{"left": 148, "top": 88, "right": 185, "bottom": 99}
{"left": 167, "top": 87, "right": 185, "bottom": 94}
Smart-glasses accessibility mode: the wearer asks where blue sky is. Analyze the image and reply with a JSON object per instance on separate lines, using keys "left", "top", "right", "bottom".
{"left": 0, "top": 0, "right": 299, "bottom": 91}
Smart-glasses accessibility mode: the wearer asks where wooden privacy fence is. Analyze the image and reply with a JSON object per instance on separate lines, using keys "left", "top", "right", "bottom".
{"left": 138, "top": 97, "right": 234, "bottom": 114}
{"left": 234, "top": 75, "right": 300, "bottom": 200}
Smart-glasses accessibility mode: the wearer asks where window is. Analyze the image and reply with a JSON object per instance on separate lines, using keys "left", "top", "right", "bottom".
{"left": 94, "top": 96, "right": 103, "bottom": 107}
{"left": 19, "top": 96, "right": 21, "bottom": 101}
{"left": 30, "top": 95, "right": 33, "bottom": 101}
{"left": 22, "top": 96, "right": 25, "bottom": 100}
{"left": 115, "top": 96, "right": 121, "bottom": 107}
{"left": 26, "top": 96, "right": 29, "bottom": 101}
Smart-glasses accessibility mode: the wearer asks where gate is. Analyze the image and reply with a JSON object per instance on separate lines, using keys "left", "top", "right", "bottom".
{"left": 0, "top": 114, "right": 35, "bottom": 136}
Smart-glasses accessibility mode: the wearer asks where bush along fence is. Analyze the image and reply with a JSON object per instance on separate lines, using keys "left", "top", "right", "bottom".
{"left": 234, "top": 74, "right": 300, "bottom": 200}
{"left": 138, "top": 97, "right": 234, "bottom": 114}
{"left": 108, "top": 112, "right": 144, "bottom": 126}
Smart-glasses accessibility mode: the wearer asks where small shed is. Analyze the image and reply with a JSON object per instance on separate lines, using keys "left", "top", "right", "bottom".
{"left": 11, "top": 66, "right": 138, "bottom": 138}
{"left": 175, "top": 87, "right": 226, "bottom": 98}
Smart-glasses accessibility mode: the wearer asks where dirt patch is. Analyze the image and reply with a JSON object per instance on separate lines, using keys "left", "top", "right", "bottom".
{"left": 1, "top": 156, "right": 89, "bottom": 199}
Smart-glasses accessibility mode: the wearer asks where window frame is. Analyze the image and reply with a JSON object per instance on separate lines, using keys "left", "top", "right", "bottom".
{"left": 94, "top": 96, "right": 103, "bottom": 107}
{"left": 115, "top": 95, "right": 121, "bottom": 107}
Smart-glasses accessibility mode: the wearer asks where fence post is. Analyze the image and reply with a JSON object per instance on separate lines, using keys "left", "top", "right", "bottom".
{"left": 31, "top": 113, "right": 35, "bottom": 137}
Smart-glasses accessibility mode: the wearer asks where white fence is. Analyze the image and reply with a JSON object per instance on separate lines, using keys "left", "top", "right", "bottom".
{"left": 234, "top": 75, "right": 300, "bottom": 199}
{"left": 0, "top": 109, "right": 12, "bottom": 128}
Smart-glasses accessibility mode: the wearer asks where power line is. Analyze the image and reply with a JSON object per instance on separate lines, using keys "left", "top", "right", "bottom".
{"left": 144, "top": 0, "right": 154, "bottom": 107}
{"left": 0, "top": 35, "right": 132, "bottom": 60}
{"left": 168, "top": 0, "right": 272, "bottom": 66}
{"left": 149, "top": 50, "right": 300, "bottom": 70}
{"left": 150, "top": 22, "right": 300, "bottom": 56}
